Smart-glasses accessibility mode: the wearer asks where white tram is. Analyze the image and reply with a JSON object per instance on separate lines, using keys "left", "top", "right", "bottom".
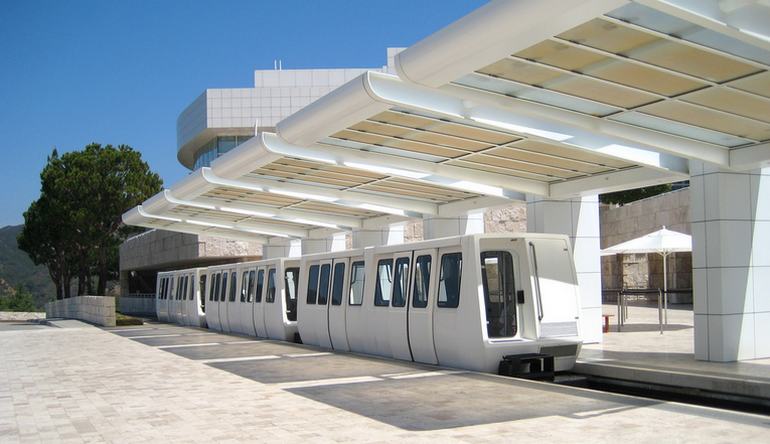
{"left": 155, "top": 268, "right": 207, "bottom": 327}
{"left": 203, "top": 258, "right": 301, "bottom": 341}
{"left": 297, "top": 234, "right": 582, "bottom": 373}
{"left": 157, "top": 233, "right": 583, "bottom": 373}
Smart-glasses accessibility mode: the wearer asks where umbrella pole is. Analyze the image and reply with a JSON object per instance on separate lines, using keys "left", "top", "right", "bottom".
{"left": 663, "top": 252, "right": 668, "bottom": 326}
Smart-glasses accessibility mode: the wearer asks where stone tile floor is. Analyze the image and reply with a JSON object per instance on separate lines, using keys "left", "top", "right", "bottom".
{"left": 1, "top": 319, "right": 768, "bottom": 443}
{"left": 582, "top": 305, "right": 770, "bottom": 382}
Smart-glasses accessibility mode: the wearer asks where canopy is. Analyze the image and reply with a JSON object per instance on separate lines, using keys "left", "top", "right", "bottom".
{"left": 601, "top": 227, "right": 691, "bottom": 255}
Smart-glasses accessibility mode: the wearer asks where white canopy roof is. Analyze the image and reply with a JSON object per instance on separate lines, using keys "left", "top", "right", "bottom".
{"left": 123, "top": 0, "right": 770, "bottom": 245}
{"left": 601, "top": 227, "right": 692, "bottom": 255}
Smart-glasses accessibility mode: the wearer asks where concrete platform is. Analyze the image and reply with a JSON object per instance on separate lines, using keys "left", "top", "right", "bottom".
{"left": 578, "top": 305, "right": 770, "bottom": 403}
{"left": 1, "top": 320, "right": 768, "bottom": 442}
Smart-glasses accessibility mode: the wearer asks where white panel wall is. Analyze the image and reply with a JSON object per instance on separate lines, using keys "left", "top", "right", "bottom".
{"left": 690, "top": 161, "right": 770, "bottom": 361}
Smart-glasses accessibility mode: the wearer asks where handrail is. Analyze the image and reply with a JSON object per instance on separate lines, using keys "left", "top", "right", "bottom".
{"left": 528, "top": 242, "right": 544, "bottom": 321}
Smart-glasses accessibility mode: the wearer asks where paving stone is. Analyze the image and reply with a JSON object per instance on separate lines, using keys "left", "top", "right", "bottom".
{"left": 1, "top": 322, "right": 768, "bottom": 442}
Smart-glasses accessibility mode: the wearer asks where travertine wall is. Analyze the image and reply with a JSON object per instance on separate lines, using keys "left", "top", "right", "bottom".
{"left": 46, "top": 296, "right": 116, "bottom": 327}
{"left": 0, "top": 311, "right": 45, "bottom": 321}
{"left": 120, "top": 229, "right": 262, "bottom": 272}
{"left": 600, "top": 188, "right": 692, "bottom": 300}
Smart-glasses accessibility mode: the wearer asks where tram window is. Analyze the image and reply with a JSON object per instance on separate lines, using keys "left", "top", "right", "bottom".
{"left": 412, "top": 255, "right": 431, "bottom": 308}
{"left": 318, "top": 264, "right": 331, "bottom": 306}
{"left": 392, "top": 257, "right": 410, "bottom": 307}
{"left": 438, "top": 253, "right": 462, "bottom": 308}
{"left": 176, "top": 278, "right": 182, "bottom": 300}
{"left": 331, "top": 263, "right": 345, "bottom": 306}
{"left": 189, "top": 276, "right": 194, "bottom": 301}
{"left": 374, "top": 259, "right": 393, "bottom": 307}
{"left": 157, "top": 278, "right": 163, "bottom": 300}
{"left": 285, "top": 267, "right": 299, "bottom": 321}
{"left": 255, "top": 269, "right": 264, "bottom": 303}
{"left": 200, "top": 275, "right": 207, "bottom": 312}
{"left": 240, "top": 271, "right": 248, "bottom": 303}
{"left": 266, "top": 269, "right": 276, "bottom": 303}
{"left": 246, "top": 270, "right": 255, "bottom": 303}
{"left": 228, "top": 272, "right": 237, "bottom": 302}
{"left": 183, "top": 276, "right": 189, "bottom": 300}
{"left": 220, "top": 272, "right": 228, "bottom": 302}
{"left": 306, "top": 265, "right": 320, "bottom": 305}
{"left": 349, "top": 261, "right": 365, "bottom": 306}
{"left": 481, "top": 251, "right": 517, "bottom": 338}
{"left": 214, "top": 273, "right": 222, "bottom": 302}
{"left": 209, "top": 274, "right": 217, "bottom": 302}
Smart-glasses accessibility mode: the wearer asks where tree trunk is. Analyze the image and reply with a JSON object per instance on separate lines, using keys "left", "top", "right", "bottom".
{"left": 77, "top": 271, "right": 86, "bottom": 296}
{"left": 97, "top": 249, "right": 108, "bottom": 295}
{"left": 48, "top": 265, "right": 63, "bottom": 300}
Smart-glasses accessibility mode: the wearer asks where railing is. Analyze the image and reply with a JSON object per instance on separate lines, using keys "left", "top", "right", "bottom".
{"left": 117, "top": 293, "right": 156, "bottom": 316}
{"left": 611, "top": 288, "right": 693, "bottom": 335}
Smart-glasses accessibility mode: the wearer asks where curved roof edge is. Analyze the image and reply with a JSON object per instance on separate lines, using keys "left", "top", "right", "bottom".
{"left": 277, "top": 72, "right": 390, "bottom": 147}
{"left": 394, "top": 0, "right": 627, "bottom": 87}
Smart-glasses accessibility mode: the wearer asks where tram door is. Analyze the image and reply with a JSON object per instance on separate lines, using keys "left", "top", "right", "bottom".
{"left": 407, "top": 249, "right": 438, "bottom": 365}
{"left": 252, "top": 268, "right": 267, "bottom": 337}
{"left": 528, "top": 238, "right": 580, "bottom": 337}
{"left": 387, "top": 252, "right": 413, "bottom": 361}
{"left": 314, "top": 261, "right": 333, "bottom": 348}
{"left": 327, "top": 258, "right": 350, "bottom": 351}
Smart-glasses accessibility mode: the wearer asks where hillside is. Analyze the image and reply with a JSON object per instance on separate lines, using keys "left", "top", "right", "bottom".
{"left": 0, "top": 224, "right": 54, "bottom": 308}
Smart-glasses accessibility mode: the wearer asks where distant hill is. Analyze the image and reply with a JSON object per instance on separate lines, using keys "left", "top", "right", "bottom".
{"left": 0, "top": 224, "right": 54, "bottom": 309}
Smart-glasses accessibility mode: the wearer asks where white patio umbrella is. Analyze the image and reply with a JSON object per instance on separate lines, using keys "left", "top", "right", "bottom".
{"left": 601, "top": 226, "right": 692, "bottom": 297}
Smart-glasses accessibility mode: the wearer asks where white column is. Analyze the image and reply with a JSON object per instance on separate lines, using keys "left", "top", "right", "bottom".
{"left": 690, "top": 161, "right": 770, "bottom": 361}
{"left": 262, "top": 238, "right": 301, "bottom": 259}
{"left": 423, "top": 209, "right": 484, "bottom": 240}
{"left": 527, "top": 195, "right": 602, "bottom": 343}
{"left": 351, "top": 224, "right": 405, "bottom": 249}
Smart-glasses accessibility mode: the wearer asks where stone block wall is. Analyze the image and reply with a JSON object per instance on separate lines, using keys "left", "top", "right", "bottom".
{"left": 600, "top": 188, "right": 692, "bottom": 302}
{"left": 46, "top": 296, "right": 116, "bottom": 327}
{"left": 0, "top": 311, "right": 45, "bottom": 321}
{"left": 120, "top": 229, "right": 263, "bottom": 272}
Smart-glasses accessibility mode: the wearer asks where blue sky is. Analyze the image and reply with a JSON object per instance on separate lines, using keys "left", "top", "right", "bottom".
{"left": 0, "top": 0, "right": 487, "bottom": 227}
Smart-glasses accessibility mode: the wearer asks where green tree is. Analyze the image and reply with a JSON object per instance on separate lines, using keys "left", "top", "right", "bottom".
{"left": 0, "top": 286, "right": 38, "bottom": 312}
{"left": 600, "top": 184, "right": 672, "bottom": 206}
{"left": 18, "top": 144, "right": 162, "bottom": 298}
{"left": 18, "top": 150, "right": 76, "bottom": 299}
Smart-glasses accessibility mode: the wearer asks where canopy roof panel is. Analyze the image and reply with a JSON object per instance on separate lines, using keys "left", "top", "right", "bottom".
{"left": 126, "top": 0, "right": 770, "bottom": 245}
{"left": 277, "top": 70, "right": 688, "bottom": 199}
{"left": 395, "top": 0, "right": 770, "bottom": 170}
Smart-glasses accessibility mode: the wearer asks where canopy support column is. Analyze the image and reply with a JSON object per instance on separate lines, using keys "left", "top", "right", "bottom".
{"left": 263, "top": 238, "right": 300, "bottom": 259}
{"left": 690, "top": 161, "right": 770, "bottom": 361}
{"left": 351, "top": 224, "right": 405, "bottom": 249}
{"left": 301, "top": 230, "right": 347, "bottom": 255}
{"left": 527, "top": 195, "right": 602, "bottom": 343}
{"left": 423, "top": 209, "right": 484, "bottom": 240}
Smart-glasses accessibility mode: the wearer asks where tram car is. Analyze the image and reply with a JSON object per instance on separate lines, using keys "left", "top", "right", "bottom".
{"left": 203, "top": 258, "right": 300, "bottom": 341}
{"left": 297, "top": 233, "right": 582, "bottom": 373}
{"left": 157, "top": 233, "right": 583, "bottom": 373}
{"left": 155, "top": 268, "right": 206, "bottom": 327}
